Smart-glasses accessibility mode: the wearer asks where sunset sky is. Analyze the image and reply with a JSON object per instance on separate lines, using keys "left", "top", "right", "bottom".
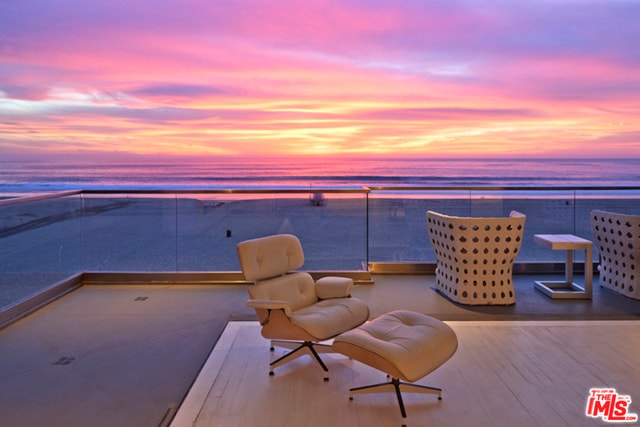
{"left": 1, "top": 0, "right": 639, "bottom": 160}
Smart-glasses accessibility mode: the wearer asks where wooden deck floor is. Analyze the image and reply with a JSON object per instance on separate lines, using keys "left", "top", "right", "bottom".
{"left": 174, "top": 320, "right": 640, "bottom": 427}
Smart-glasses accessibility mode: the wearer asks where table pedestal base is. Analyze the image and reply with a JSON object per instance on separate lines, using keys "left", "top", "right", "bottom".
{"left": 533, "top": 234, "right": 593, "bottom": 300}
{"left": 534, "top": 280, "right": 590, "bottom": 299}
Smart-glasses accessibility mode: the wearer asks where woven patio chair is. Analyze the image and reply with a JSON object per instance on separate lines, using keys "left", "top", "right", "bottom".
{"left": 427, "top": 210, "right": 526, "bottom": 305}
{"left": 591, "top": 210, "right": 640, "bottom": 300}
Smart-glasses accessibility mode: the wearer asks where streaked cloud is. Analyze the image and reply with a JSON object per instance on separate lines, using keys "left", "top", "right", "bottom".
{"left": 1, "top": 0, "right": 639, "bottom": 158}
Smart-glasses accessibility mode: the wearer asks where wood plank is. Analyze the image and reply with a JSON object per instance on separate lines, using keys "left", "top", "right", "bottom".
{"left": 175, "top": 320, "right": 640, "bottom": 427}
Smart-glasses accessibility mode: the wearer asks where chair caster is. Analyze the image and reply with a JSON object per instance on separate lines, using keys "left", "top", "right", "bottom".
{"left": 269, "top": 371, "right": 274, "bottom": 376}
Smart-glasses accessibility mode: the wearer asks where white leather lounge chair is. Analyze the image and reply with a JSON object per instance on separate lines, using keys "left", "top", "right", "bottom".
{"left": 237, "top": 234, "right": 370, "bottom": 380}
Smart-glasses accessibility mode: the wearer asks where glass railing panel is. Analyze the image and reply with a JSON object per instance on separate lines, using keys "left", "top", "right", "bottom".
{"left": 0, "top": 194, "right": 82, "bottom": 310}
{"left": 368, "top": 188, "right": 584, "bottom": 263}
{"left": 81, "top": 193, "right": 178, "bottom": 272}
{"left": 281, "top": 192, "right": 367, "bottom": 270}
{"left": 176, "top": 192, "right": 261, "bottom": 272}
{"left": 575, "top": 189, "right": 640, "bottom": 216}
{"left": 368, "top": 189, "right": 471, "bottom": 263}
{"left": 176, "top": 191, "right": 368, "bottom": 271}
{"left": 469, "top": 189, "right": 579, "bottom": 262}
{"left": 2, "top": 186, "right": 639, "bottom": 305}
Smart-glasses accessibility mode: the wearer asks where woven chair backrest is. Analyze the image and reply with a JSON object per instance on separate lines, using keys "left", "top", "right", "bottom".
{"left": 427, "top": 210, "right": 526, "bottom": 305}
{"left": 591, "top": 210, "right": 640, "bottom": 299}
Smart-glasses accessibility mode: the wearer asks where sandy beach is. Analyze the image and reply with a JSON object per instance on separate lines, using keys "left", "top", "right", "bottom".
{"left": 2, "top": 192, "right": 640, "bottom": 309}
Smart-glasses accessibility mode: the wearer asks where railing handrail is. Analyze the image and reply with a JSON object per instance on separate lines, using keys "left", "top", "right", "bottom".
{"left": 80, "top": 188, "right": 371, "bottom": 195}
{"left": 0, "top": 190, "right": 82, "bottom": 207}
{"left": 366, "top": 185, "right": 640, "bottom": 192}
{"left": 3, "top": 185, "right": 640, "bottom": 201}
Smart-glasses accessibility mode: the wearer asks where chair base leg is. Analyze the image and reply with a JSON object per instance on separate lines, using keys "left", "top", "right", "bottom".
{"left": 349, "top": 377, "right": 442, "bottom": 426}
{"left": 269, "top": 341, "right": 330, "bottom": 381}
{"left": 270, "top": 340, "right": 333, "bottom": 353}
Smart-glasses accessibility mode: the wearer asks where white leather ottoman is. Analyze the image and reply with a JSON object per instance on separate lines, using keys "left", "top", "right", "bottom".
{"left": 333, "top": 310, "right": 458, "bottom": 426}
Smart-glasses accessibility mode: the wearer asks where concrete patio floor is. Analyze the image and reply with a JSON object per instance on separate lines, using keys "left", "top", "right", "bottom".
{"left": 1, "top": 273, "right": 639, "bottom": 427}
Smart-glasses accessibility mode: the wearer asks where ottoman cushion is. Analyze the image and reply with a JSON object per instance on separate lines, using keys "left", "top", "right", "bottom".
{"left": 333, "top": 310, "right": 458, "bottom": 383}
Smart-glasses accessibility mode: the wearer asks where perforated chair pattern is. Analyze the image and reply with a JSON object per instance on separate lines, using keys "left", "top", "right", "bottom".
{"left": 427, "top": 210, "right": 526, "bottom": 305}
{"left": 591, "top": 210, "right": 640, "bottom": 300}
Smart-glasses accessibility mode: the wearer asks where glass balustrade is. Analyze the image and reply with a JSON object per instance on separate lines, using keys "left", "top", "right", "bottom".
{"left": 1, "top": 187, "right": 639, "bottom": 311}
{"left": 0, "top": 193, "right": 83, "bottom": 309}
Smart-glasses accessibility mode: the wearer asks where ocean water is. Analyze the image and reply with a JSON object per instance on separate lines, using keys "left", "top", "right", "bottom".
{"left": 1, "top": 157, "right": 639, "bottom": 192}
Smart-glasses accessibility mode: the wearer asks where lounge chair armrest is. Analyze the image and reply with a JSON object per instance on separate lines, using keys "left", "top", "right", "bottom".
{"left": 315, "top": 277, "right": 353, "bottom": 299}
{"left": 246, "top": 299, "right": 292, "bottom": 316}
